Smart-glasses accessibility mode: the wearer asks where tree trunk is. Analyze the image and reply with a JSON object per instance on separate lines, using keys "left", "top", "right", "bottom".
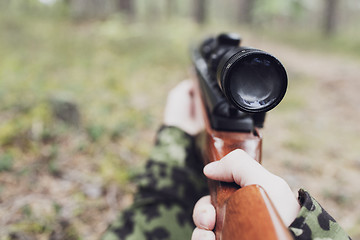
{"left": 166, "top": 0, "right": 177, "bottom": 19}
{"left": 0, "top": 0, "right": 10, "bottom": 9}
{"left": 193, "top": 0, "right": 207, "bottom": 24}
{"left": 145, "top": 1, "right": 159, "bottom": 22}
{"left": 323, "top": 0, "right": 339, "bottom": 36}
{"left": 238, "top": 0, "right": 255, "bottom": 25}
{"left": 70, "top": 0, "right": 114, "bottom": 20}
{"left": 118, "top": 0, "right": 135, "bottom": 21}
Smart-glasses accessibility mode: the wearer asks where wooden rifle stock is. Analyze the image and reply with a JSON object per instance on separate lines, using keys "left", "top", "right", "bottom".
{"left": 196, "top": 83, "right": 294, "bottom": 240}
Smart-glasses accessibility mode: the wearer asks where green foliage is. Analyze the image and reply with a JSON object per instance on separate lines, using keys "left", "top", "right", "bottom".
{"left": 99, "top": 153, "right": 130, "bottom": 184}
{"left": 0, "top": 5, "right": 200, "bottom": 239}
{"left": 283, "top": 133, "right": 311, "bottom": 153}
{"left": 0, "top": 153, "right": 13, "bottom": 172}
{"left": 21, "top": 204, "right": 33, "bottom": 218}
{"left": 0, "top": 102, "right": 52, "bottom": 147}
{"left": 261, "top": 28, "right": 360, "bottom": 59}
{"left": 86, "top": 125, "right": 105, "bottom": 142}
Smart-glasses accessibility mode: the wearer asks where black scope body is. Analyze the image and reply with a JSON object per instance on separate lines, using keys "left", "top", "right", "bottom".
{"left": 200, "top": 33, "right": 287, "bottom": 113}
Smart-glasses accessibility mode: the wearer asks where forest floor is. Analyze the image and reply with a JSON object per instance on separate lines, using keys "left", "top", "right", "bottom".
{"left": 255, "top": 37, "right": 360, "bottom": 237}
{"left": 0, "top": 14, "right": 359, "bottom": 240}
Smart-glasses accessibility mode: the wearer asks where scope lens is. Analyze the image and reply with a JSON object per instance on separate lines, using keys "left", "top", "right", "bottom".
{"left": 222, "top": 52, "right": 287, "bottom": 112}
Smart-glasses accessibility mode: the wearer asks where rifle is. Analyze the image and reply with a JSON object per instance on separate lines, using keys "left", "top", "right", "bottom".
{"left": 191, "top": 33, "right": 293, "bottom": 240}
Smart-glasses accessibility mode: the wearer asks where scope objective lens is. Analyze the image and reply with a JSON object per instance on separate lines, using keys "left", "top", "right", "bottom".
{"left": 217, "top": 48, "right": 287, "bottom": 113}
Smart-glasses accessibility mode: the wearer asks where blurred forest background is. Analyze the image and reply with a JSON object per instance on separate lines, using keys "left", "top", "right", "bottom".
{"left": 0, "top": 0, "right": 359, "bottom": 239}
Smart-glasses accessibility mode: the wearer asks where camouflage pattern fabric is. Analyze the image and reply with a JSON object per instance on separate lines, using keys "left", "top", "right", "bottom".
{"left": 101, "top": 126, "right": 208, "bottom": 240}
{"left": 289, "top": 189, "right": 351, "bottom": 240}
{"left": 102, "top": 126, "right": 350, "bottom": 240}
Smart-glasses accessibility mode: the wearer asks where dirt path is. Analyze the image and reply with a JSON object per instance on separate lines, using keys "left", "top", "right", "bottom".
{"left": 271, "top": 43, "right": 360, "bottom": 115}
{"left": 252, "top": 40, "right": 360, "bottom": 236}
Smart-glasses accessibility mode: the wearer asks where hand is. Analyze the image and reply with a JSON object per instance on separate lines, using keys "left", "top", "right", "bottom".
{"left": 163, "top": 80, "right": 204, "bottom": 135}
{"left": 191, "top": 149, "right": 300, "bottom": 240}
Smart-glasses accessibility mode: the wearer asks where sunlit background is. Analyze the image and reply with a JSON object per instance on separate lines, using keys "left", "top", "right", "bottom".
{"left": 0, "top": 0, "right": 359, "bottom": 239}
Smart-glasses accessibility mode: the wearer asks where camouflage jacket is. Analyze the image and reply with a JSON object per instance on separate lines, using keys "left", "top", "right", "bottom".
{"left": 102, "top": 126, "right": 350, "bottom": 240}
{"left": 289, "top": 189, "right": 351, "bottom": 240}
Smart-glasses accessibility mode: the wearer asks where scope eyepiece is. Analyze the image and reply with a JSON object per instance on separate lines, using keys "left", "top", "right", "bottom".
{"left": 217, "top": 48, "right": 287, "bottom": 113}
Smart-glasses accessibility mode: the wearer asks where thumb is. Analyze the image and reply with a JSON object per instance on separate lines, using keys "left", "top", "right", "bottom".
{"left": 203, "top": 149, "right": 300, "bottom": 227}
{"left": 203, "top": 149, "right": 271, "bottom": 187}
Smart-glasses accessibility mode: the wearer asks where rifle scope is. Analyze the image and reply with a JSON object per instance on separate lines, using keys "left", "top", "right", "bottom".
{"left": 200, "top": 33, "right": 287, "bottom": 113}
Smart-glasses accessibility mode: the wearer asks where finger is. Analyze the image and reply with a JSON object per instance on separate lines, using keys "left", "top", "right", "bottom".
{"left": 192, "top": 196, "right": 215, "bottom": 230}
{"left": 163, "top": 79, "right": 204, "bottom": 135}
{"left": 163, "top": 80, "right": 193, "bottom": 124}
{"left": 191, "top": 228, "right": 215, "bottom": 240}
{"left": 203, "top": 149, "right": 271, "bottom": 187}
{"left": 204, "top": 150, "right": 300, "bottom": 227}
{"left": 189, "top": 81, "right": 205, "bottom": 131}
{"left": 169, "top": 79, "right": 194, "bottom": 96}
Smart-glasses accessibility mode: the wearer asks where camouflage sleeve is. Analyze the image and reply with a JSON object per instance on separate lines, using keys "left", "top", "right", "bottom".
{"left": 289, "top": 189, "right": 351, "bottom": 240}
{"left": 101, "top": 126, "right": 208, "bottom": 240}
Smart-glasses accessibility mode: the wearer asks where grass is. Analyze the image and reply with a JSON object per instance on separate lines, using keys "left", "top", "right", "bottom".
{"left": 0, "top": 7, "right": 201, "bottom": 239}
{"left": 260, "top": 26, "right": 360, "bottom": 59}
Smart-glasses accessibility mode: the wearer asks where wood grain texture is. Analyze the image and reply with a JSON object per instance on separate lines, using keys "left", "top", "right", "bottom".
{"left": 195, "top": 80, "right": 293, "bottom": 239}
{"left": 199, "top": 126, "right": 293, "bottom": 240}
